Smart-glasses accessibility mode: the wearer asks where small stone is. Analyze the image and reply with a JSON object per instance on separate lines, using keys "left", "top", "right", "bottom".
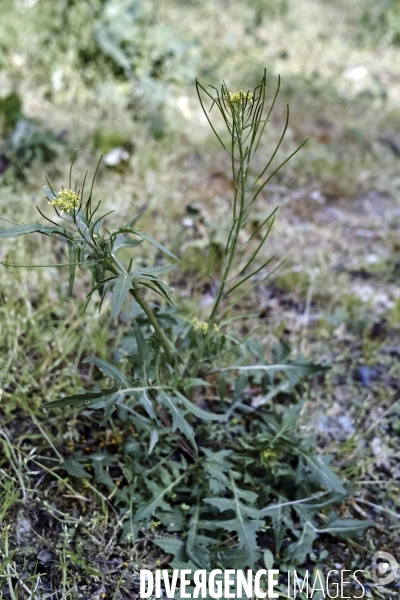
{"left": 104, "top": 147, "right": 130, "bottom": 167}
{"left": 343, "top": 66, "right": 367, "bottom": 81}
{"left": 37, "top": 548, "right": 55, "bottom": 566}
{"left": 16, "top": 517, "right": 33, "bottom": 545}
{"left": 310, "top": 190, "right": 326, "bottom": 204}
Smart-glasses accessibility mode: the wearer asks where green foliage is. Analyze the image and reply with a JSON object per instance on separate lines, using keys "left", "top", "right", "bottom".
{"left": 360, "top": 0, "right": 400, "bottom": 46}
{"left": 0, "top": 92, "right": 62, "bottom": 175}
{"left": 54, "top": 385, "right": 370, "bottom": 568}
{"left": 79, "top": 0, "right": 203, "bottom": 143}
{"left": 0, "top": 71, "right": 372, "bottom": 571}
{"left": 205, "top": 475, "right": 264, "bottom": 567}
{"left": 9, "top": 119, "right": 61, "bottom": 166}
{"left": 95, "top": 0, "right": 197, "bottom": 77}
{"left": 0, "top": 93, "right": 22, "bottom": 128}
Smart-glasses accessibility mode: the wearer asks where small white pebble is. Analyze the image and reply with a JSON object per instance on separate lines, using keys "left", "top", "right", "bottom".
{"left": 310, "top": 190, "right": 326, "bottom": 204}
{"left": 104, "top": 147, "right": 130, "bottom": 167}
{"left": 343, "top": 66, "right": 367, "bottom": 81}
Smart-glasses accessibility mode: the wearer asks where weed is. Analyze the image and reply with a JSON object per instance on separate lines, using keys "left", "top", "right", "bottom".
{"left": 0, "top": 73, "right": 372, "bottom": 580}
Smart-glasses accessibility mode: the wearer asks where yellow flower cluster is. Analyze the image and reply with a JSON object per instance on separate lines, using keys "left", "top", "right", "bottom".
{"left": 191, "top": 317, "right": 219, "bottom": 334}
{"left": 226, "top": 90, "right": 254, "bottom": 105}
{"left": 262, "top": 449, "right": 277, "bottom": 461}
{"left": 49, "top": 189, "right": 80, "bottom": 213}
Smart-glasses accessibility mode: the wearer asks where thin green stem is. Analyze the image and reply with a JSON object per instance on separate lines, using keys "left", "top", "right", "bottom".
{"left": 130, "top": 288, "right": 174, "bottom": 365}
{"left": 103, "top": 258, "right": 175, "bottom": 365}
{"left": 191, "top": 102, "right": 247, "bottom": 378}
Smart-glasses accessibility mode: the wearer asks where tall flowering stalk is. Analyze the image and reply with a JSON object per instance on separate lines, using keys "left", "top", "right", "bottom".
{"left": 191, "top": 70, "right": 307, "bottom": 376}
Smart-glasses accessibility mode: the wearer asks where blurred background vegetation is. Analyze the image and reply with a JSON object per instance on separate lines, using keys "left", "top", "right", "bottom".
{"left": 2, "top": 0, "right": 400, "bottom": 374}
{"left": 1, "top": 0, "right": 400, "bottom": 594}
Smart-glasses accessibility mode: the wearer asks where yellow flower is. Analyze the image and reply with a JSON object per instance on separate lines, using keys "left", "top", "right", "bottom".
{"left": 49, "top": 189, "right": 80, "bottom": 213}
{"left": 149, "top": 520, "right": 161, "bottom": 532}
{"left": 191, "top": 317, "right": 205, "bottom": 332}
{"left": 262, "top": 449, "right": 277, "bottom": 462}
{"left": 191, "top": 317, "right": 219, "bottom": 334}
{"left": 226, "top": 90, "right": 254, "bottom": 105}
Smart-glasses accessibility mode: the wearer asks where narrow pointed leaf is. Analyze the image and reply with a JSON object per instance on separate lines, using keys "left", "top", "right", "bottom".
{"left": 138, "top": 390, "right": 157, "bottom": 420}
{"left": 298, "top": 452, "right": 346, "bottom": 494}
{"left": 42, "top": 384, "right": 119, "bottom": 409}
{"left": 62, "top": 457, "right": 91, "bottom": 479}
{"left": 134, "top": 474, "right": 184, "bottom": 523}
{"left": 284, "top": 521, "right": 316, "bottom": 563}
{"left": 148, "top": 427, "right": 159, "bottom": 454}
{"left": 113, "top": 234, "right": 143, "bottom": 252}
{"left": 217, "top": 359, "right": 329, "bottom": 381}
{"left": 175, "top": 391, "right": 226, "bottom": 422}
{"left": 0, "top": 223, "right": 64, "bottom": 238}
{"left": 111, "top": 274, "right": 134, "bottom": 320}
{"left": 270, "top": 402, "right": 303, "bottom": 443}
{"left": 100, "top": 391, "right": 121, "bottom": 425}
{"left": 131, "top": 321, "right": 154, "bottom": 385}
{"left": 158, "top": 391, "right": 195, "bottom": 446}
{"left": 317, "top": 513, "right": 372, "bottom": 538}
{"left": 130, "top": 228, "right": 179, "bottom": 261}
{"left": 83, "top": 356, "right": 132, "bottom": 387}
{"left": 186, "top": 502, "right": 211, "bottom": 569}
